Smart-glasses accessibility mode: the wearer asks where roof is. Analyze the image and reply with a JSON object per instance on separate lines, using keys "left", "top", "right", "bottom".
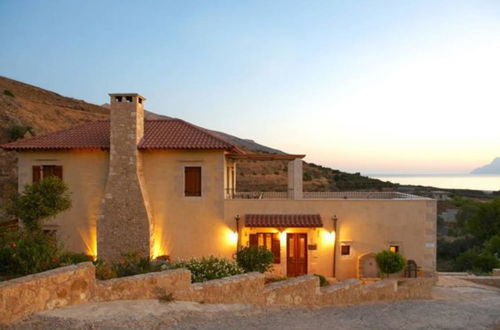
{"left": 245, "top": 214, "right": 323, "bottom": 228}
{"left": 1, "top": 119, "right": 239, "bottom": 152}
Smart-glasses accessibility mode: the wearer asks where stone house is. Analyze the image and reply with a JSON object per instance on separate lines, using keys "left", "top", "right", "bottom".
{"left": 1, "top": 93, "right": 436, "bottom": 280}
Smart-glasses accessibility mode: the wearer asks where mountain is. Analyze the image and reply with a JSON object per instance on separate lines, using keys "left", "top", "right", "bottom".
{"left": 0, "top": 76, "right": 394, "bottom": 208}
{"left": 471, "top": 158, "right": 500, "bottom": 174}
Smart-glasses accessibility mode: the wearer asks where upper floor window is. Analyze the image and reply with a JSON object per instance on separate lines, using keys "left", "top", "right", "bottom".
{"left": 249, "top": 232, "right": 280, "bottom": 263}
{"left": 341, "top": 244, "right": 351, "bottom": 256}
{"left": 184, "top": 166, "right": 201, "bottom": 197}
{"left": 33, "top": 165, "right": 63, "bottom": 183}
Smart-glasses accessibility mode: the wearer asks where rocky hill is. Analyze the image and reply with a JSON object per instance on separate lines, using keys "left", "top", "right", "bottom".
{"left": 0, "top": 76, "right": 394, "bottom": 206}
{"left": 471, "top": 158, "right": 500, "bottom": 174}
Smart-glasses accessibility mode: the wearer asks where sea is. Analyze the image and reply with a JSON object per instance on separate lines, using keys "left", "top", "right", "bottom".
{"left": 370, "top": 174, "right": 500, "bottom": 192}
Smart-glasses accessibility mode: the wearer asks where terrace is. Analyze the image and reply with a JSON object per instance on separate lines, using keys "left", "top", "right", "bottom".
{"left": 225, "top": 154, "right": 427, "bottom": 201}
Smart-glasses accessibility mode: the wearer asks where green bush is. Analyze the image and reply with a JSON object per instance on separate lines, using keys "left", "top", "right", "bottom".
{"left": 314, "top": 274, "right": 329, "bottom": 287}
{"left": 113, "top": 251, "right": 163, "bottom": 277}
{"left": 171, "top": 256, "right": 243, "bottom": 283}
{"left": 6, "top": 177, "right": 71, "bottom": 231}
{"left": 6, "top": 125, "right": 33, "bottom": 141}
{"left": 0, "top": 229, "right": 61, "bottom": 276}
{"left": 235, "top": 246, "right": 274, "bottom": 273}
{"left": 484, "top": 235, "right": 500, "bottom": 257}
{"left": 59, "top": 252, "right": 94, "bottom": 266}
{"left": 94, "top": 259, "right": 118, "bottom": 280}
{"left": 3, "top": 89, "right": 14, "bottom": 97}
{"left": 375, "top": 250, "right": 406, "bottom": 276}
{"left": 454, "top": 248, "right": 500, "bottom": 274}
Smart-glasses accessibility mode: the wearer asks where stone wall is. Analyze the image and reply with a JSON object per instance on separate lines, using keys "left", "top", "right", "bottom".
{"left": 94, "top": 269, "right": 191, "bottom": 302}
{"left": 179, "top": 272, "right": 265, "bottom": 304}
{"left": 460, "top": 276, "right": 500, "bottom": 289}
{"left": 0, "top": 263, "right": 437, "bottom": 325}
{"left": 493, "top": 269, "right": 500, "bottom": 277}
{"left": 0, "top": 262, "right": 95, "bottom": 325}
{"left": 264, "top": 275, "right": 319, "bottom": 306}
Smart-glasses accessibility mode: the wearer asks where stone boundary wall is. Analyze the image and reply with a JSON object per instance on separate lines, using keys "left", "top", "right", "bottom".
{"left": 0, "top": 262, "right": 95, "bottom": 325}
{"left": 264, "top": 275, "right": 319, "bottom": 306}
{"left": 460, "top": 276, "right": 500, "bottom": 289}
{"left": 0, "top": 263, "right": 437, "bottom": 325}
{"left": 178, "top": 272, "right": 265, "bottom": 304}
{"left": 93, "top": 269, "right": 191, "bottom": 302}
{"left": 493, "top": 269, "right": 500, "bottom": 277}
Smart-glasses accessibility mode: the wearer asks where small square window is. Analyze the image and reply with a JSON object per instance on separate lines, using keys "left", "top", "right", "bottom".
{"left": 389, "top": 245, "right": 399, "bottom": 253}
{"left": 125, "top": 96, "right": 133, "bottom": 102}
{"left": 341, "top": 245, "right": 351, "bottom": 256}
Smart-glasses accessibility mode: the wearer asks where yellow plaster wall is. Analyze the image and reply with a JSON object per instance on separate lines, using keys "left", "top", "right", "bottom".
{"left": 141, "top": 150, "right": 236, "bottom": 260}
{"left": 17, "top": 151, "right": 108, "bottom": 256}
{"left": 225, "top": 199, "right": 436, "bottom": 280}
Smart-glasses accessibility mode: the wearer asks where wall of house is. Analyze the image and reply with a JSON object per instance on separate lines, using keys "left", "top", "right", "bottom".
{"left": 17, "top": 151, "right": 108, "bottom": 255}
{"left": 225, "top": 199, "right": 436, "bottom": 280}
{"left": 141, "top": 149, "right": 235, "bottom": 260}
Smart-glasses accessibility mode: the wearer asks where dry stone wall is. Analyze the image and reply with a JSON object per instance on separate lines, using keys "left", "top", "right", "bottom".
{"left": 0, "top": 263, "right": 437, "bottom": 325}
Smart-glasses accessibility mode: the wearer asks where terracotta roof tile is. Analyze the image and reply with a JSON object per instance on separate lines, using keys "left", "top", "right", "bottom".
{"left": 245, "top": 214, "right": 323, "bottom": 228}
{"left": 1, "top": 119, "right": 238, "bottom": 152}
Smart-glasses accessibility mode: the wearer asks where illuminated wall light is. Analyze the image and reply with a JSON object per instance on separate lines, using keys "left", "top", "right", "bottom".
{"left": 279, "top": 231, "right": 287, "bottom": 242}
{"left": 322, "top": 230, "right": 335, "bottom": 244}
{"left": 228, "top": 230, "right": 238, "bottom": 246}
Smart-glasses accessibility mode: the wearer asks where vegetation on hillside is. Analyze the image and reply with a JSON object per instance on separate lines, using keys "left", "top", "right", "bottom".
{"left": 437, "top": 197, "right": 500, "bottom": 273}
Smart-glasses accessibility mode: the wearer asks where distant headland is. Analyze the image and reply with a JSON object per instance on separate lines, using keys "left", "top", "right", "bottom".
{"left": 471, "top": 157, "right": 500, "bottom": 174}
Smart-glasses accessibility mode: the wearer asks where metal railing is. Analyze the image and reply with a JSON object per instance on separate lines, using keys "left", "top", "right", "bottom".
{"left": 225, "top": 189, "right": 425, "bottom": 200}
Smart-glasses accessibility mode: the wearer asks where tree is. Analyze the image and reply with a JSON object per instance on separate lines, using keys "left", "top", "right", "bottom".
{"left": 6, "top": 177, "right": 71, "bottom": 231}
{"left": 466, "top": 199, "right": 500, "bottom": 242}
{"left": 375, "top": 250, "right": 406, "bottom": 276}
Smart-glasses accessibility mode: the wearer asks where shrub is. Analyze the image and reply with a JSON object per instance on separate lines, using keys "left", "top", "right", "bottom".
{"left": 314, "top": 274, "right": 329, "bottom": 287}
{"left": 454, "top": 248, "right": 500, "bottom": 274}
{"left": 484, "top": 235, "right": 500, "bottom": 257}
{"left": 0, "top": 229, "right": 61, "bottom": 276}
{"left": 113, "top": 251, "right": 162, "bottom": 277}
{"left": 3, "top": 89, "right": 14, "bottom": 97}
{"left": 6, "top": 177, "right": 71, "bottom": 231}
{"left": 375, "top": 250, "right": 406, "bottom": 276}
{"left": 6, "top": 125, "right": 33, "bottom": 141}
{"left": 59, "top": 252, "right": 94, "bottom": 266}
{"left": 235, "top": 246, "right": 273, "bottom": 273}
{"left": 94, "top": 259, "right": 117, "bottom": 280}
{"left": 171, "top": 256, "right": 243, "bottom": 283}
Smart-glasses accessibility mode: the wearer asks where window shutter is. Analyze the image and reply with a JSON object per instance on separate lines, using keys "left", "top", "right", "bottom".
{"left": 185, "top": 167, "right": 201, "bottom": 196}
{"left": 249, "top": 234, "right": 258, "bottom": 247}
{"left": 32, "top": 166, "right": 41, "bottom": 183}
{"left": 271, "top": 233, "right": 281, "bottom": 264}
{"left": 54, "top": 166, "right": 63, "bottom": 180}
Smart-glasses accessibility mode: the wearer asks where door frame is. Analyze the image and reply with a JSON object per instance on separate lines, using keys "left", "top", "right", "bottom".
{"left": 286, "top": 233, "right": 308, "bottom": 277}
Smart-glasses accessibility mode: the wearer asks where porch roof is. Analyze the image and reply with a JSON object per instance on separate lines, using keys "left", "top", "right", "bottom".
{"left": 244, "top": 214, "right": 323, "bottom": 228}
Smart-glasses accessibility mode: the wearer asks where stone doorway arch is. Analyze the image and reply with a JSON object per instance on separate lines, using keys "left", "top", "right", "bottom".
{"left": 358, "top": 253, "right": 380, "bottom": 278}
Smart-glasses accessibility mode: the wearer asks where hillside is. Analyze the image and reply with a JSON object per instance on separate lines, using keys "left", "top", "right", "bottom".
{"left": 0, "top": 76, "right": 394, "bottom": 206}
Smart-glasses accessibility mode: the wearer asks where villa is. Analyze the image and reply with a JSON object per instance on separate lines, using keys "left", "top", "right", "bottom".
{"left": 1, "top": 93, "right": 436, "bottom": 280}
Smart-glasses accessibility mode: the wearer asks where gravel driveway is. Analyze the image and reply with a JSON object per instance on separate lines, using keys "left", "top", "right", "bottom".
{"left": 12, "top": 276, "right": 500, "bottom": 330}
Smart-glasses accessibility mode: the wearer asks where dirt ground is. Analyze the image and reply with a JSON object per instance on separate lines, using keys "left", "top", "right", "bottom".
{"left": 10, "top": 276, "right": 500, "bottom": 330}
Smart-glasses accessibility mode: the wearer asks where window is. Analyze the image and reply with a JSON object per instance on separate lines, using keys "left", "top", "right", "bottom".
{"left": 33, "top": 165, "right": 63, "bottom": 183}
{"left": 249, "top": 233, "right": 280, "bottom": 263}
{"left": 184, "top": 166, "right": 202, "bottom": 196}
{"left": 341, "top": 244, "right": 351, "bottom": 256}
{"left": 389, "top": 245, "right": 399, "bottom": 253}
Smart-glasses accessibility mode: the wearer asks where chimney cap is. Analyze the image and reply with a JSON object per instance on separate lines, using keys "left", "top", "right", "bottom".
{"left": 109, "top": 93, "right": 147, "bottom": 101}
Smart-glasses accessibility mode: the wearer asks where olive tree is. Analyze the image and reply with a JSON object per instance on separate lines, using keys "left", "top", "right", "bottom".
{"left": 7, "top": 176, "right": 71, "bottom": 231}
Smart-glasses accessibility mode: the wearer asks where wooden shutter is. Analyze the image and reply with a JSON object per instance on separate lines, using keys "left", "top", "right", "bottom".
{"left": 32, "top": 166, "right": 41, "bottom": 183}
{"left": 271, "top": 233, "right": 281, "bottom": 264}
{"left": 249, "top": 234, "right": 258, "bottom": 247}
{"left": 184, "top": 167, "right": 201, "bottom": 196}
{"left": 54, "top": 166, "right": 63, "bottom": 180}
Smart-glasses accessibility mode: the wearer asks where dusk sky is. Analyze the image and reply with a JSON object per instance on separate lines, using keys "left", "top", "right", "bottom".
{"left": 1, "top": 1, "right": 499, "bottom": 174}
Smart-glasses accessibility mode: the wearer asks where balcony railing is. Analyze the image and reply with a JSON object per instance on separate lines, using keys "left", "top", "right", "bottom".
{"left": 225, "top": 189, "right": 425, "bottom": 200}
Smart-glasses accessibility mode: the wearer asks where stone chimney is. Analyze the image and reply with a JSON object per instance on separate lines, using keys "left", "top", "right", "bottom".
{"left": 97, "top": 93, "right": 153, "bottom": 261}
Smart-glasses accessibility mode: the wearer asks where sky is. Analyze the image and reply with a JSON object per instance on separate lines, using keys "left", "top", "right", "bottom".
{"left": 1, "top": 0, "right": 499, "bottom": 174}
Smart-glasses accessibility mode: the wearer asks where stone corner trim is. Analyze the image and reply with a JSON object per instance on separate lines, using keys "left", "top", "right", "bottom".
{"left": 0, "top": 264, "right": 437, "bottom": 325}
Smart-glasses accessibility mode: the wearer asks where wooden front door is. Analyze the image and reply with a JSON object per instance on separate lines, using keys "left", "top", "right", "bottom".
{"left": 287, "top": 233, "right": 307, "bottom": 277}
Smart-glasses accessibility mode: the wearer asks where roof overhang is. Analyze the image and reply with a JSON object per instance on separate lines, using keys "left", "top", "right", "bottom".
{"left": 226, "top": 153, "right": 306, "bottom": 161}
{"left": 245, "top": 214, "right": 323, "bottom": 228}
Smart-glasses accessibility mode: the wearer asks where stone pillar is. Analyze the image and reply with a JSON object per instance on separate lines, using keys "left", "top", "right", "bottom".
{"left": 422, "top": 200, "right": 437, "bottom": 273}
{"left": 97, "top": 93, "right": 153, "bottom": 261}
{"left": 287, "top": 158, "right": 303, "bottom": 200}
